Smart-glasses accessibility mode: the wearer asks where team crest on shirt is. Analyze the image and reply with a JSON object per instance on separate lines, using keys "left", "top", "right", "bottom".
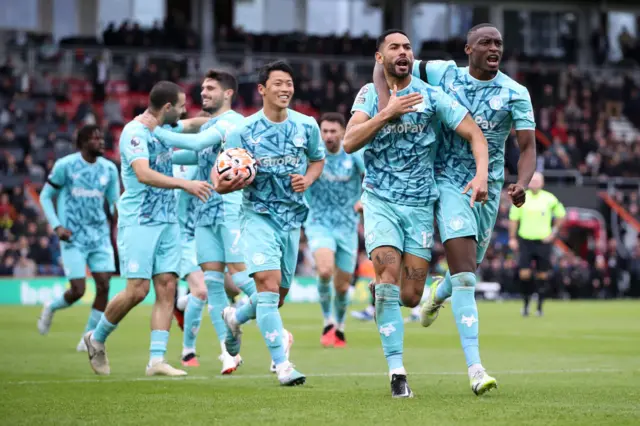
{"left": 413, "top": 101, "right": 427, "bottom": 113}
{"left": 448, "top": 216, "right": 464, "bottom": 232}
{"left": 252, "top": 252, "right": 266, "bottom": 266}
{"left": 489, "top": 96, "right": 503, "bottom": 111}
{"left": 365, "top": 231, "right": 375, "bottom": 245}
{"left": 99, "top": 175, "right": 108, "bottom": 186}
{"left": 127, "top": 260, "right": 139, "bottom": 273}
{"left": 359, "top": 86, "right": 369, "bottom": 95}
{"left": 451, "top": 100, "right": 460, "bottom": 109}
{"left": 293, "top": 135, "right": 306, "bottom": 147}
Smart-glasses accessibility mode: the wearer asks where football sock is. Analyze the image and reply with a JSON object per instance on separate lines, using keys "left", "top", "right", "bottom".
{"left": 235, "top": 292, "right": 258, "bottom": 324}
{"left": 183, "top": 294, "right": 205, "bottom": 352}
{"left": 49, "top": 295, "right": 71, "bottom": 311}
{"left": 232, "top": 271, "right": 257, "bottom": 297}
{"left": 318, "top": 276, "right": 333, "bottom": 325}
{"left": 375, "top": 284, "right": 404, "bottom": 372}
{"left": 92, "top": 315, "right": 117, "bottom": 344}
{"left": 451, "top": 272, "right": 481, "bottom": 367}
{"left": 149, "top": 330, "right": 169, "bottom": 364}
{"left": 256, "top": 292, "right": 287, "bottom": 366}
{"left": 435, "top": 271, "right": 453, "bottom": 302}
{"left": 83, "top": 308, "right": 103, "bottom": 333}
{"left": 334, "top": 290, "right": 349, "bottom": 330}
{"left": 205, "top": 271, "right": 228, "bottom": 342}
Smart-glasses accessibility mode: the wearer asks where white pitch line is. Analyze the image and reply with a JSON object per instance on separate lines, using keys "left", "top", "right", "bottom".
{"left": 5, "top": 368, "right": 626, "bottom": 386}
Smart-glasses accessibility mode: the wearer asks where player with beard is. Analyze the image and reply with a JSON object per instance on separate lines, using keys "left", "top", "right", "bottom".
{"left": 144, "top": 70, "right": 256, "bottom": 374}
{"left": 84, "top": 81, "right": 215, "bottom": 377}
{"left": 374, "top": 24, "right": 536, "bottom": 396}
{"left": 38, "top": 125, "right": 119, "bottom": 351}
{"left": 345, "top": 30, "right": 489, "bottom": 398}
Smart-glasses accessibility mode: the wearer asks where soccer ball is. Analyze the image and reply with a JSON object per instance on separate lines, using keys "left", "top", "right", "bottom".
{"left": 216, "top": 148, "right": 257, "bottom": 181}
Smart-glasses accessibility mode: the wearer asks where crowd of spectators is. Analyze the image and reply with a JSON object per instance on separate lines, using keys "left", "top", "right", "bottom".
{"left": 2, "top": 26, "right": 640, "bottom": 299}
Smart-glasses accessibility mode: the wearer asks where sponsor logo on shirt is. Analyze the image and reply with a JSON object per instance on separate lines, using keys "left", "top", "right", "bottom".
{"left": 258, "top": 155, "right": 300, "bottom": 167}
{"left": 72, "top": 188, "right": 104, "bottom": 198}
{"left": 381, "top": 122, "right": 426, "bottom": 134}
{"left": 474, "top": 116, "right": 497, "bottom": 130}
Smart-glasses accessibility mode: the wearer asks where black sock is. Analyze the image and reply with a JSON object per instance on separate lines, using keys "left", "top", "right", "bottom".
{"left": 537, "top": 279, "right": 547, "bottom": 312}
{"left": 521, "top": 277, "right": 534, "bottom": 313}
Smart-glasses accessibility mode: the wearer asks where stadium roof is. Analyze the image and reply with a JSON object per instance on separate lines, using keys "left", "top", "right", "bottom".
{"left": 371, "top": 0, "right": 640, "bottom": 12}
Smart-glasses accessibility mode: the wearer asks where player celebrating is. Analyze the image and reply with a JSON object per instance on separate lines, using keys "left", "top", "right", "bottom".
{"left": 38, "top": 125, "right": 119, "bottom": 349}
{"left": 346, "top": 29, "right": 489, "bottom": 398}
{"left": 214, "top": 60, "right": 325, "bottom": 386}
{"left": 83, "top": 81, "right": 214, "bottom": 376}
{"left": 149, "top": 70, "right": 256, "bottom": 374}
{"left": 375, "top": 24, "right": 536, "bottom": 395}
{"left": 305, "top": 112, "right": 364, "bottom": 348}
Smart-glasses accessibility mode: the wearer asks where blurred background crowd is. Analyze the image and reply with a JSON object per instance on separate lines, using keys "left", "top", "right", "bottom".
{"left": 2, "top": 1, "right": 640, "bottom": 299}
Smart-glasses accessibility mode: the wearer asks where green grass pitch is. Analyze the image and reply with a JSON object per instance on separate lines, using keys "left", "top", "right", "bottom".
{"left": 1, "top": 301, "right": 639, "bottom": 425}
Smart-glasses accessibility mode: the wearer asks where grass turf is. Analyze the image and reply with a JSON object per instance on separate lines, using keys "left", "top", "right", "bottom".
{"left": 1, "top": 301, "right": 639, "bottom": 425}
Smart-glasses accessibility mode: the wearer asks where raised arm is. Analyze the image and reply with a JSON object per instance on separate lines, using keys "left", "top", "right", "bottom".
{"left": 154, "top": 125, "right": 224, "bottom": 151}
{"left": 172, "top": 150, "right": 199, "bottom": 165}
{"left": 179, "top": 117, "right": 210, "bottom": 133}
{"left": 373, "top": 63, "right": 390, "bottom": 112}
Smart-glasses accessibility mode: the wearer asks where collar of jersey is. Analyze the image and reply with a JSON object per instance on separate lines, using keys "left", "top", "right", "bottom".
{"left": 259, "top": 108, "right": 290, "bottom": 126}
{"left": 326, "top": 145, "right": 344, "bottom": 157}
{"left": 463, "top": 67, "right": 502, "bottom": 85}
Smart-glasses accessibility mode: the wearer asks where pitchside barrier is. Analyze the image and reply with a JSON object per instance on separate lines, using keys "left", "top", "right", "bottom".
{"left": 0, "top": 277, "right": 501, "bottom": 305}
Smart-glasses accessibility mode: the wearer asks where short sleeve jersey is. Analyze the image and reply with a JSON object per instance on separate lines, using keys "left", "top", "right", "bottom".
{"left": 46, "top": 153, "right": 119, "bottom": 249}
{"left": 118, "top": 121, "right": 177, "bottom": 227}
{"left": 350, "top": 77, "right": 468, "bottom": 206}
{"left": 509, "top": 189, "right": 566, "bottom": 241}
{"left": 305, "top": 147, "right": 364, "bottom": 233}
{"left": 197, "top": 110, "right": 246, "bottom": 227}
{"left": 223, "top": 109, "right": 325, "bottom": 231}
{"left": 414, "top": 60, "right": 535, "bottom": 197}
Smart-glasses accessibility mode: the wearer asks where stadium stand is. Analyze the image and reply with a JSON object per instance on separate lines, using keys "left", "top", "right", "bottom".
{"left": 1, "top": 20, "right": 640, "bottom": 299}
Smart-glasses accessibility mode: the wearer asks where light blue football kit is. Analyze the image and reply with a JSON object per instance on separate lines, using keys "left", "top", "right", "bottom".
{"left": 116, "top": 121, "right": 182, "bottom": 280}
{"left": 154, "top": 112, "right": 257, "bottom": 356}
{"left": 413, "top": 60, "right": 535, "bottom": 263}
{"left": 412, "top": 59, "right": 535, "bottom": 375}
{"left": 91, "top": 120, "right": 187, "bottom": 365}
{"left": 305, "top": 148, "right": 364, "bottom": 273}
{"left": 305, "top": 147, "right": 364, "bottom": 329}
{"left": 351, "top": 78, "right": 468, "bottom": 262}
{"left": 224, "top": 108, "right": 324, "bottom": 375}
{"left": 40, "top": 153, "right": 120, "bottom": 279}
{"left": 40, "top": 152, "right": 119, "bottom": 336}
{"left": 352, "top": 76, "right": 469, "bottom": 375}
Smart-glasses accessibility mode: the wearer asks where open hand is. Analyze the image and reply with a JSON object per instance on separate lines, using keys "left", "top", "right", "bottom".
{"left": 182, "top": 180, "right": 214, "bottom": 202}
{"left": 462, "top": 174, "right": 489, "bottom": 207}
{"left": 383, "top": 85, "right": 423, "bottom": 119}
{"left": 211, "top": 167, "right": 253, "bottom": 194}
{"left": 134, "top": 111, "right": 159, "bottom": 131}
